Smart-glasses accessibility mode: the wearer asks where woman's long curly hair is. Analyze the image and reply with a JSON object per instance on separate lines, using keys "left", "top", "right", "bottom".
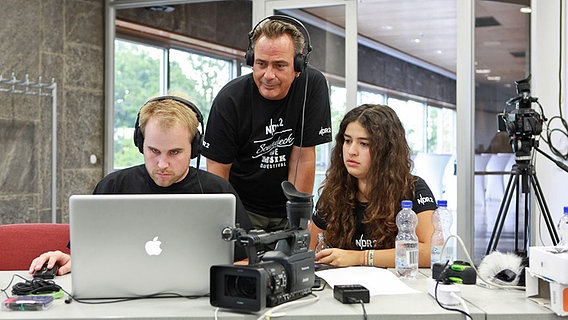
{"left": 316, "top": 104, "right": 415, "bottom": 249}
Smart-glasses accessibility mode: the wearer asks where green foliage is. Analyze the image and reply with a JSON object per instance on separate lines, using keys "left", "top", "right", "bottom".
{"left": 113, "top": 41, "right": 230, "bottom": 169}
{"left": 114, "top": 133, "right": 143, "bottom": 169}
{"left": 114, "top": 40, "right": 161, "bottom": 129}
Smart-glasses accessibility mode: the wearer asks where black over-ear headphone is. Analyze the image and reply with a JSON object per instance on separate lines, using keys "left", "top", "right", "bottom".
{"left": 133, "top": 95, "right": 204, "bottom": 159}
{"left": 245, "top": 15, "right": 312, "bottom": 73}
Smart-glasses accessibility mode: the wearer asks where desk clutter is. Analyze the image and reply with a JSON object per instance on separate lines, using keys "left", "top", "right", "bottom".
{"left": 0, "top": 267, "right": 564, "bottom": 319}
{"left": 526, "top": 246, "right": 568, "bottom": 316}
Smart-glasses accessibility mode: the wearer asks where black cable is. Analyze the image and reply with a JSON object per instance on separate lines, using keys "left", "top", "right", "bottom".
{"left": 346, "top": 297, "right": 368, "bottom": 320}
{"left": 63, "top": 290, "right": 209, "bottom": 305}
{"left": 2, "top": 273, "right": 208, "bottom": 305}
{"left": 311, "top": 281, "right": 326, "bottom": 292}
{"left": 11, "top": 278, "right": 61, "bottom": 296}
{"left": 434, "top": 261, "right": 472, "bottom": 320}
{"left": 292, "top": 70, "right": 309, "bottom": 187}
{"left": 1, "top": 274, "right": 25, "bottom": 299}
{"left": 543, "top": 0, "right": 568, "bottom": 160}
{"left": 358, "top": 299, "right": 368, "bottom": 320}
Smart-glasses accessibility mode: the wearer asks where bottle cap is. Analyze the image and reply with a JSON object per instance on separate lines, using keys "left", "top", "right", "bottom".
{"left": 437, "top": 200, "right": 447, "bottom": 207}
{"left": 564, "top": 206, "right": 568, "bottom": 214}
{"left": 401, "top": 200, "right": 412, "bottom": 208}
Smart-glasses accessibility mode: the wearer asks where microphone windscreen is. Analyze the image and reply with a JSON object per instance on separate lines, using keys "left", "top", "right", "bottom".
{"left": 478, "top": 251, "right": 524, "bottom": 286}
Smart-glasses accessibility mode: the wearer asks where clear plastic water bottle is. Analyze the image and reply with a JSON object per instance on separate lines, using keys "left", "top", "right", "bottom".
{"left": 436, "top": 200, "right": 455, "bottom": 262}
{"left": 315, "top": 232, "right": 329, "bottom": 253}
{"left": 430, "top": 201, "right": 445, "bottom": 266}
{"left": 557, "top": 206, "right": 568, "bottom": 247}
{"left": 395, "top": 200, "right": 418, "bottom": 279}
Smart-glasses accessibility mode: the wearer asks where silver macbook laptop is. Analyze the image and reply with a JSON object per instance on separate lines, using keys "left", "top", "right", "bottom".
{"left": 69, "top": 193, "right": 235, "bottom": 299}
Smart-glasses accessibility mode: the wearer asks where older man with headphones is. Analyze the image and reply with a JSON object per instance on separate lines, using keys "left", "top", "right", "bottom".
{"left": 29, "top": 96, "right": 253, "bottom": 276}
{"left": 203, "top": 15, "right": 332, "bottom": 233}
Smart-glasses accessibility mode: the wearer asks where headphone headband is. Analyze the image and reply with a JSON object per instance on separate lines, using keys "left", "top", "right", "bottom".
{"left": 145, "top": 95, "right": 204, "bottom": 123}
{"left": 133, "top": 96, "right": 204, "bottom": 159}
{"left": 245, "top": 15, "right": 312, "bottom": 72}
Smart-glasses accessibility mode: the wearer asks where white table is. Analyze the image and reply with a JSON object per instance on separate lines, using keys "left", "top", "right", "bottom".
{"left": 0, "top": 269, "right": 559, "bottom": 319}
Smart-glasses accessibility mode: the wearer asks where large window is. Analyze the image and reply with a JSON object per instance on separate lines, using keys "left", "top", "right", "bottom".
{"left": 114, "top": 40, "right": 162, "bottom": 169}
{"left": 114, "top": 39, "right": 233, "bottom": 170}
{"left": 114, "top": 34, "right": 457, "bottom": 201}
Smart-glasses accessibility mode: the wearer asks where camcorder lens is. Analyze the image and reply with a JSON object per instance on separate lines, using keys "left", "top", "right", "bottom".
{"left": 225, "top": 275, "right": 257, "bottom": 299}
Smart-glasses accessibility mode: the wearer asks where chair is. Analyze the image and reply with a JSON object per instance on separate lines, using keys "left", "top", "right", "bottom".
{"left": 0, "top": 223, "right": 70, "bottom": 271}
{"left": 483, "top": 153, "right": 514, "bottom": 237}
{"left": 474, "top": 153, "right": 492, "bottom": 236}
{"left": 413, "top": 153, "right": 452, "bottom": 200}
{"left": 474, "top": 153, "right": 492, "bottom": 208}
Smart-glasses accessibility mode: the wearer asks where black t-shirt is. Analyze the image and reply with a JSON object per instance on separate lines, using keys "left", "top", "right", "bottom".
{"left": 93, "top": 165, "right": 252, "bottom": 260}
{"left": 311, "top": 176, "right": 437, "bottom": 250}
{"left": 202, "top": 66, "right": 332, "bottom": 218}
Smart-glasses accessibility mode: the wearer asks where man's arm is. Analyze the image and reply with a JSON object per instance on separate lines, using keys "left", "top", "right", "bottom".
{"left": 206, "top": 158, "right": 232, "bottom": 180}
{"left": 288, "top": 146, "right": 316, "bottom": 194}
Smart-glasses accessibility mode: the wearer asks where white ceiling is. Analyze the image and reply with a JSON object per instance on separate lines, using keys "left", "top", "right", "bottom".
{"left": 303, "top": 0, "right": 530, "bottom": 87}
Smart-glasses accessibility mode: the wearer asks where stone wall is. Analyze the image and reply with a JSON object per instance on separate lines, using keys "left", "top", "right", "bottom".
{"left": 0, "top": 0, "right": 104, "bottom": 224}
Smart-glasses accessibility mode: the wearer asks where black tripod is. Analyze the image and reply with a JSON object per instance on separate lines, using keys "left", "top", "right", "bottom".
{"left": 485, "top": 147, "right": 562, "bottom": 256}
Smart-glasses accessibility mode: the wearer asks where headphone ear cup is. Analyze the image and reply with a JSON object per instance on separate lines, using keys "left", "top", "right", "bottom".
{"left": 133, "top": 114, "right": 144, "bottom": 154}
{"left": 245, "top": 47, "right": 254, "bottom": 67}
{"left": 294, "top": 53, "right": 305, "bottom": 72}
{"left": 191, "top": 131, "right": 202, "bottom": 159}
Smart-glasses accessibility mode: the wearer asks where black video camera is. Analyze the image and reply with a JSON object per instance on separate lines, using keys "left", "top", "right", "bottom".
{"left": 497, "top": 76, "right": 543, "bottom": 139}
{"left": 210, "top": 181, "right": 315, "bottom": 312}
{"left": 497, "top": 76, "right": 544, "bottom": 160}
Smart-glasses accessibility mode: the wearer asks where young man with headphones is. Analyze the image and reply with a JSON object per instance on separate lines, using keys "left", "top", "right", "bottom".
{"left": 28, "top": 96, "right": 252, "bottom": 276}
{"left": 202, "top": 15, "right": 332, "bottom": 233}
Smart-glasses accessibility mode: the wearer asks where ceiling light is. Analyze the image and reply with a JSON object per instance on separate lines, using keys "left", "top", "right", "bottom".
{"left": 147, "top": 5, "right": 175, "bottom": 13}
{"left": 413, "top": 38, "right": 421, "bottom": 43}
{"left": 381, "top": 25, "right": 394, "bottom": 31}
{"left": 520, "top": 7, "right": 532, "bottom": 14}
{"left": 436, "top": 50, "right": 443, "bottom": 54}
{"left": 487, "top": 76, "right": 501, "bottom": 81}
{"left": 476, "top": 69, "right": 491, "bottom": 74}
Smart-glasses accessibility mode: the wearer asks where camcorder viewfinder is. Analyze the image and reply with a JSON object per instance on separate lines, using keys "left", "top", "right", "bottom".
{"left": 210, "top": 181, "right": 315, "bottom": 312}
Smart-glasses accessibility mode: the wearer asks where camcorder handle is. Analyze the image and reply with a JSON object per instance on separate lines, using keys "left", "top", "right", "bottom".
{"left": 222, "top": 227, "right": 301, "bottom": 264}
{"left": 220, "top": 181, "right": 314, "bottom": 265}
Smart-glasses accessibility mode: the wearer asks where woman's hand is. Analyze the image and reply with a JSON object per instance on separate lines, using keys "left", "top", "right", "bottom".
{"left": 315, "top": 248, "right": 364, "bottom": 267}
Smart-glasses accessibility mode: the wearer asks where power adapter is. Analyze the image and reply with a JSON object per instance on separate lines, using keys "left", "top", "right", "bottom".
{"left": 427, "top": 278, "right": 461, "bottom": 306}
{"left": 333, "top": 284, "right": 370, "bottom": 304}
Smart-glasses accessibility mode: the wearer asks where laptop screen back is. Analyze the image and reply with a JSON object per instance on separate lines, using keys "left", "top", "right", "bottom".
{"left": 69, "top": 193, "right": 235, "bottom": 299}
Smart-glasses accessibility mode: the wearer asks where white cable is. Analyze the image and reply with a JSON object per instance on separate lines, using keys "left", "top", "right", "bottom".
{"left": 256, "top": 295, "right": 319, "bottom": 320}
{"left": 440, "top": 234, "right": 525, "bottom": 290}
{"left": 449, "top": 292, "right": 472, "bottom": 320}
{"left": 214, "top": 307, "right": 220, "bottom": 320}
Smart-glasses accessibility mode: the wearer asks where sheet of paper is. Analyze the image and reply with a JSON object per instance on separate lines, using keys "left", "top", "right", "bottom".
{"left": 315, "top": 266, "right": 420, "bottom": 296}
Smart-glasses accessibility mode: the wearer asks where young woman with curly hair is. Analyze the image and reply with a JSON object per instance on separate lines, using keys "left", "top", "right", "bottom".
{"left": 308, "top": 104, "right": 437, "bottom": 268}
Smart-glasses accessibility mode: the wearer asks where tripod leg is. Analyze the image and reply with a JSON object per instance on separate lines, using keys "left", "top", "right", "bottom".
{"left": 519, "top": 183, "right": 529, "bottom": 254}
{"left": 493, "top": 173, "right": 519, "bottom": 253}
{"left": 530, "top": 172, "right": 560, "bottom": 245}
{"left": 486, "top": 169, "right": 518, "bottom": 255}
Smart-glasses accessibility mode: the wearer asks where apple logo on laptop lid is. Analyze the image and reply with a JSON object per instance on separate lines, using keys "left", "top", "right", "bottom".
{"left": 145, "top": 236, "right": 163, "bottom": 256}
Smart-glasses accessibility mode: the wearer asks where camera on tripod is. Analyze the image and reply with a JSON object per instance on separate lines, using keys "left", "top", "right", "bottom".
{"left": 496, "top": 76, "right": 544, "bottom": 160}
{"left": 497, "top": 76, "right": 543, "bottom": 140}
{"left": 210, "top": 181, "right": 315, "bottom": 312}
{"left": 486, "top": 76, "right": 562, "bottom": 255}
